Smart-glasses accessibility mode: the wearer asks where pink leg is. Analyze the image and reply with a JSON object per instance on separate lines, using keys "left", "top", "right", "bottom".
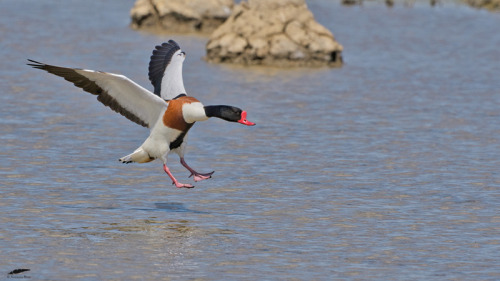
{"left": 163, "top": 164, "right": 194, "bottom": 188}
{"left": 180, "top": 158, "right": 214, "bottom": 182}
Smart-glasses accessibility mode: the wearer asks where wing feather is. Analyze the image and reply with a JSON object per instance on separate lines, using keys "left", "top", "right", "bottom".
{"left": 27, "top": 59, "right": 166, "bottom": 128}
{"left": 148, "top": 40, "right": 187, "bottom": 100}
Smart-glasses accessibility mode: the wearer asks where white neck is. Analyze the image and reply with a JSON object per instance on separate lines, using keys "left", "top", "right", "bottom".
{"left": 182, "top": 102, "right": 209, "bottom": 123}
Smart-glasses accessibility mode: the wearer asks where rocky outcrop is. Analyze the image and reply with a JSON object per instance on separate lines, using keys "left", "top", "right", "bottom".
{"left": 130, "top": 0, "right": 234, "bottom": 34}
{"left": 205, "top": 0, "right": 343, "bottom": 67}
{"left": 464, "top": 0, "right": 500, "bottom": 10}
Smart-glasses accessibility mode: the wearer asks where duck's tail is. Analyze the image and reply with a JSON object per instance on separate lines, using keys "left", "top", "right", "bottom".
{"left": 119, "top": 148, "right": 154, "bottom": 164}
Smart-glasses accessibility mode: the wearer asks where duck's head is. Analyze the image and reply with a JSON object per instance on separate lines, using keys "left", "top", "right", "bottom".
{"left": 204, "top": 105, "right": 256, "bottom": 126}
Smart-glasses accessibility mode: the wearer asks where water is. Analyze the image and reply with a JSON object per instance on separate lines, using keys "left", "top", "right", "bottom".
{"left": 1, "top": 0, "right": 499, "bottom": 280}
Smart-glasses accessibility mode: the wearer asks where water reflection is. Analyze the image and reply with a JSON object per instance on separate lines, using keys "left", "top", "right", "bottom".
{"left": 154, "top": 202, "right": 209, "bottom": 213}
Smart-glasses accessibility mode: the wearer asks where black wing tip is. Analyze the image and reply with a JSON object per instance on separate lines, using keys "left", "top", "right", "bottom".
{"left": 27, "top": 60, "right": 86, "bottom": 73}
{"left": 27, "top": 58, "right": 40, "bottom": 64}
{"left": 27, "top": 59, "right": 46, "bottom": 68}
{"left": 153, "top": 40, "right": 179, "bottom": 51}
{"left": 150, "top": 40, "right": 181, "bottom": 58}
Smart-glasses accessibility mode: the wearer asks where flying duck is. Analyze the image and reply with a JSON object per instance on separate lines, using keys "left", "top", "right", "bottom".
{"left": 28, "top": 40, "right": 255, "bottom": 188}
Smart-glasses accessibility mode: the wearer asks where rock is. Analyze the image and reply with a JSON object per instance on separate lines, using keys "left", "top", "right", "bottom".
{"left": 341, "top": 0, "right": 363, "bottom": 6}
{"left": 205, "top": 0, "right": 343, "bottom": 67}
{"left": 130, "top": 0, "right": 234, "bottom": 34}
{"left": 464, "top": 0, "right": 500, "bottom": 11}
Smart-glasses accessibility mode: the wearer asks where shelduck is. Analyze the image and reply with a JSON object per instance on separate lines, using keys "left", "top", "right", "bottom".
{"left": 28, "top": 40, "right": 255, "bottom": 188}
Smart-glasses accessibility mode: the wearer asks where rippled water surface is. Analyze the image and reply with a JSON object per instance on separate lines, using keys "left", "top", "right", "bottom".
{"left": 1, "top": 0, "right": 499, "bottom": 279}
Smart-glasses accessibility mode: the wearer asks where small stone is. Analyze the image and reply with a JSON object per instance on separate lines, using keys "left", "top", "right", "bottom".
{"left": 228, "top": 36, "right": 248, "bottom": 54}
{"left": 269, "top": 34, "right": 297, "bottom": 58}
{"left": 285, "top": 20, "right": 308, "bottom": 46}
{"left": 248, "top": 37, "right": 269, "bottom": 57}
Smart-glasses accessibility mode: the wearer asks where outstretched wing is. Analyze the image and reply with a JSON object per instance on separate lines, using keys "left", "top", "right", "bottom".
{"left": 148, "top": 40, "right": 187, "bottom": 100}
{"left": 28, "top": 59, "right": 166, "bottom": 128}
